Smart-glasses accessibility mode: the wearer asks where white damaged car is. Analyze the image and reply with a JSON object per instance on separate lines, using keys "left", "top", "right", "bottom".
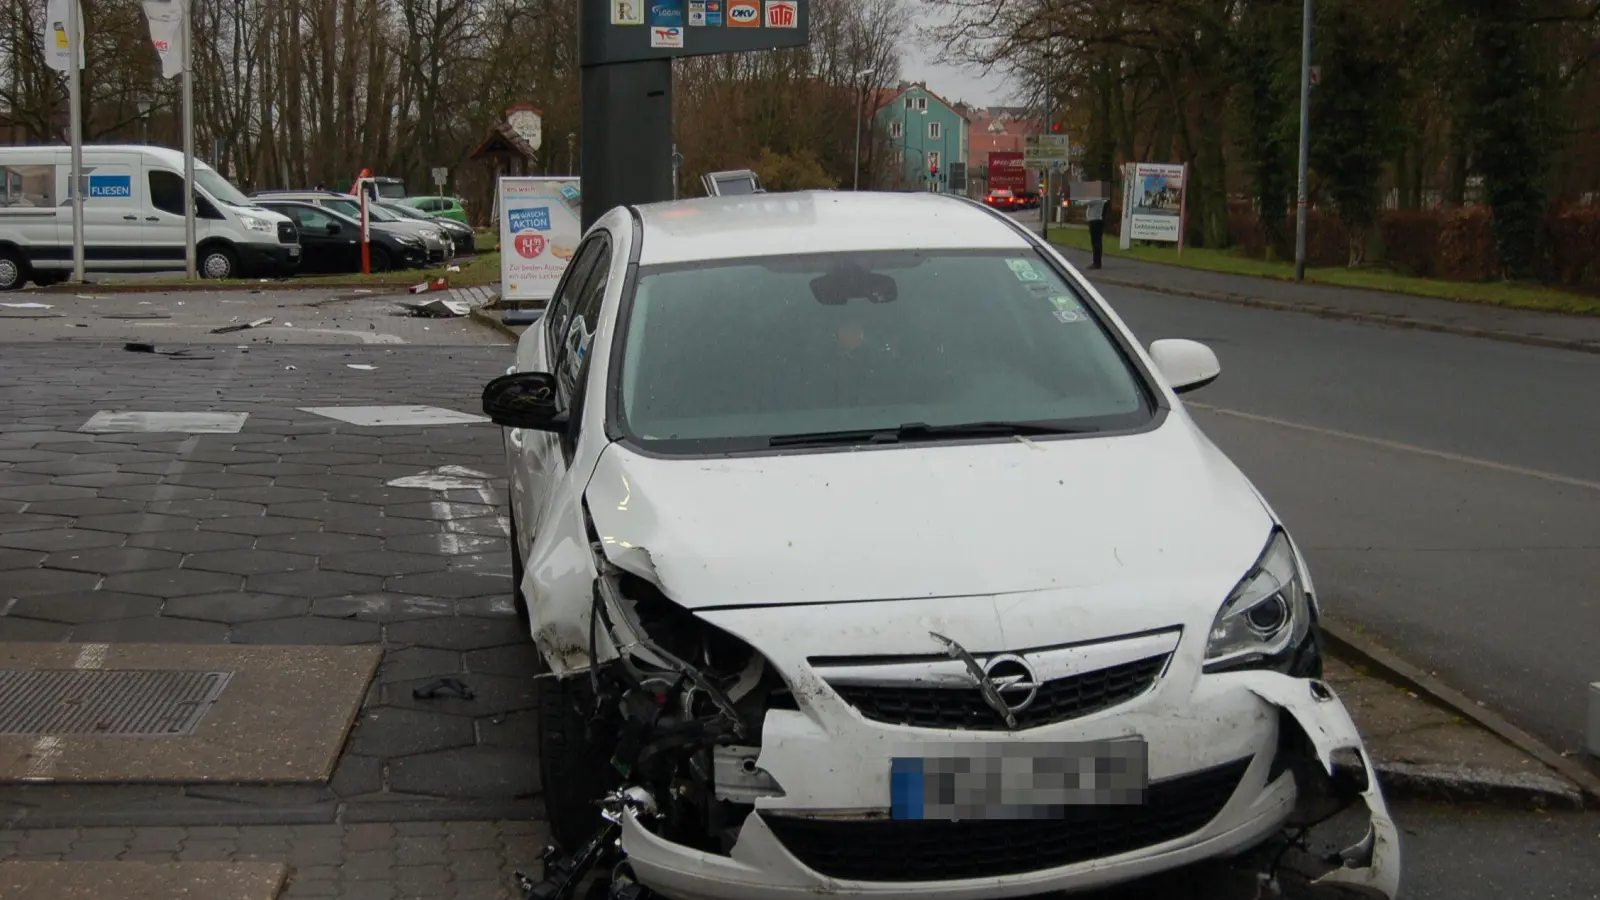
{"left": 484, "top": 192, "right": 1400, "bottom": 900}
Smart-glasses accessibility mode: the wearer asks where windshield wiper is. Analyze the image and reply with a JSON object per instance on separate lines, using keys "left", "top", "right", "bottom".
{"left": 768, "top": 420, "right": 1089, "bottom": 447}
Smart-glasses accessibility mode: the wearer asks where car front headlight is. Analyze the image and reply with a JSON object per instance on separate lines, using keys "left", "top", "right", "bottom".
{"left": 420, "top": 229, "right": 440, "bottom": 241}
{"left": 397, "top": 235, "right": 425, "bottom": 248}
{"left": 1203, "top": 529, "right": 1312, "bottom": 672}
{"left": 239, "top": 215, "right": 275, "bottom": 234}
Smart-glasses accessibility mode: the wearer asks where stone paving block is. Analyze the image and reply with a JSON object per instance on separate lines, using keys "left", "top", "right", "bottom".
{"left": 384, "top": 534, "right": 503, "bottom": 557}
{"left": 342, "top": 823, "right": 396, "bottom": 852}
{"left": 0, "top": 483, "right": 95, "bottom": 502}
{"left": 476, "top": 711, "right": 539, "bottom": 749}
{"left": 0, "top": 500, "right": 23, "bottom": 516}
{"left": 270, "top": 500, "right": 385, "bottom": 521}
{"left": 97, "top": 483, "right": 213, "bottom": 501}
{"left": 341, "top": 849, "right": 399, "bottom": 880}
{"left": 76, "top": 512, "right": 200, "bottom": 534}
{"left": 387, "top": 746, "right": 540, "bottom": 800}
{"left": 439, "top": 517, "right": 512, "bottom": 538}
{"left": 246, "top": 571, "right": 383, "bottom": 598}
{"left": 325, "top": 516, "right": 440, "bottom": 538}
{"left": 212, "top": 486, "right": 327, "bottom": 505}
{"left": 313, "top": 594, "right": 452, "bottom": 623}
{"left": 0, "top": 514, "right": 72, "bottom": 535}
{"left": 255, "top": 532, "right": 383, "bottom": 556}
{"left": 205, "top": 515, "right": 319, "bottom": 536}
{"left": 323, "top": 550, "right": 448, "bottom": 577}
{"left": 27, "top": 498, "right": 149, "bottom": 518}
{"left": 145, "top": 498, "right": 267, "bottom": 520}
{"left": 182, "top": 450, "right": 278, "bottom": 465}
{"left": 0, "top": 618, "right": 74, "bottom": 640}
{"left": 6, "top": 591, "right": 163, "bottom": 624}
{"left": 98, "top": 452, "right": 189, "bottom": 467}
{"left": 184, "top": 549, "right": 315, "bottom": 576}
{"left": 102, "top": 568, "right": 243, "bottom": 597}
{"left": 0, "top": 548, "right": 46, "bottom": 570}
{"left": 231, "top": 616, "right": 381, "bottom": 645}
{"left": 374, "top": 647, "right": 461, "bottom": 684}
{"left": 464, "top": 644, "right": 541, "bottom": 677}
{"left": 160, "top": 471, "right": 268, "bottom": 488}
{"left": 175, "top": 838, "right": 238, "bottom": 860}
{"left": 226, "top": 463, "right": 329, "bottom": 478}
{"left": 392, "top": 863, "right": 450, "bottom": 890}
{"left": 334, "top": 881, "right": 397, "bottom": 900}
{"left": 348, "top": 708, "right": 476, "bottom": 758}
{"left": 2, "top": 567, "right": 102, "bottom": 597}
{"left": 42, "top": 546, "right": 180, "bottom": 573}
{"left": 125, "top": 827, "right": 189, "bottom": 853}
{"left": 0, "top": 528, "right": 126, "bottom": 552}
{"left": 386, "top": 617, "right": 525, "bottom": 652}
{"left": 387, "top": 572, "right": 512, "bottom": 600}
{"left": 65, "top": 838, "right": 133, "bottom": 860}
{"left": 125, "top": 530, "right": 255, "bottom": 553}
{"left": 384, "top": 502, "right": 498, "bottom": 521}
{"left": 275, "top": 474, "right": 383, "bottom": 492}
{"left": 444, "top": 824, "right": 501, "bottom": 853}
{"left": 11, "top": 458, "right": 121, "bottom": 476}
{"left": 328, "top": 753, "right": 383, "bottom": 798}
{"left": 324, "top": 487, "right": 435, "bottom": 507}
{"left": 162, "top": 592, "right": 311, "bottom": 623}
{"left": 0, "top": 449, "right": 60, "bottom": 464}
{"left": 52, "top": 472, "right": 162, "bottom": 489}
{"left": 69, "top": 616, "right": 230, "bottom": 643}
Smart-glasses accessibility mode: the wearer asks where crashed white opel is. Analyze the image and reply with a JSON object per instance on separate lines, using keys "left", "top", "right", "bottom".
{"left": 483, "top": 192, "right": 1400, "bottom": 900}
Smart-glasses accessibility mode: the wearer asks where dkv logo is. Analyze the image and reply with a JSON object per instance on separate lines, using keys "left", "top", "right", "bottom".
{"left": 727, "top": 0, "right": 758, "bottom": 26}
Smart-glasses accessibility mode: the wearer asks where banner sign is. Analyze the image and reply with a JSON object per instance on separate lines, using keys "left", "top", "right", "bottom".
{"left": 141, "top": 0, "right": 187, "bottom": 79}
{"left": 42, "top": 0, "right": 85, "bottom": 72}
{"left": 1122, "top": 162, "right": 1187, "bottom": 244}
{"left": 499, "top": 177, "right": 582, "bottom": 303}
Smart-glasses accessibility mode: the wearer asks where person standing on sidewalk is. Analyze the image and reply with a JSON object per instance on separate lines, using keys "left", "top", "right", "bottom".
{"left": 1084, "top": 196, "right": 1107, "bottom": 270}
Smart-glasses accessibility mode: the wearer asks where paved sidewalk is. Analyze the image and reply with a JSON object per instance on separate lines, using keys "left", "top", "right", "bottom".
{"left": 1053, "top": 245, "right": 1600, "bottom": 353}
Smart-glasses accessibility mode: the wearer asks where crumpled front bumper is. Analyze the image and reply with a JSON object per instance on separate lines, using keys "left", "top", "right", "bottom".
{"left": 619, "top": 670, "right": 1400, "bottom": 900}
{"left": 1232, "top": 672, "right": 1402, "bottom": 900}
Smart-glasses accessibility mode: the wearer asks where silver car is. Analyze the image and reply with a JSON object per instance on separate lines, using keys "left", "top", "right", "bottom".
{"left": 249, "top": 190, "right": 453, "bottom": 263}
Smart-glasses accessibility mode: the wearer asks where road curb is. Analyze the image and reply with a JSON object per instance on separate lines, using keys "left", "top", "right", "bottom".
{"left": 468, "top": 306, "right": 521, "bottom": 341}
{"left": 1322, "top": 619, "right": 1599, "bottom": 807}
{"left": 1086, "top": 274, "right": 1600, "bottom": 356}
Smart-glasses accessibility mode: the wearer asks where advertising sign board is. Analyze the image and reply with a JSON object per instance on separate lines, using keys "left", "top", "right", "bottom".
{"left": 988, "top": 151, "right": 1025, "bottom": 193}
{"left": 1122, "top": 162, "right": 1187, "bottom": 244}
{"left": 499, "top": 177, "right": 582, "bottom": 303}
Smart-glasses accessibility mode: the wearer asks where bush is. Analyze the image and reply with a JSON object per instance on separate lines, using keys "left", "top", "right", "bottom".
{"left": 1545, "top": 205, "right": 1600, "bottom": 291}
{"left": 1437, "top": 207, "right": 1501, "bottom": 282}
{"left": 1225, "top": 204, "right": 1346, "bottom": 266}
{"left": 1378, "top": 211, "right": 1443, "bottom": 278}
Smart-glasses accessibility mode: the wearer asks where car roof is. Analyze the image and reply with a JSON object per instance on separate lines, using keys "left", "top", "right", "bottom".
{"left": 631, "top": 191, "right": 1032, "bottom": 266}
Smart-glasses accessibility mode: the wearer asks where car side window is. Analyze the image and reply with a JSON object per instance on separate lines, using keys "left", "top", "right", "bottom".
{"left": 542, "top": 238, "right": 606, "bottom": 367}
{"left": 297, "top": 207, "right": 336, "bottom": 230}
{"left": 149, "top": 170, "right": 185, "bottom": 216}
{"left": 553, "top": 244, "right": 612, "bottom": 409}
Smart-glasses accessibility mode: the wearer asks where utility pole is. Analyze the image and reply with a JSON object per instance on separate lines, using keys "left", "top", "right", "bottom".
{"left": 1294, "top": 0, "right": 1313, "bottom": 282}
{"left": 1040, "top": 60, "right": 1051, "bottom": 240}
{"left": 852, "top": 68, "right": 877, "bottom": 191}
{"left": 182, "top": 0, "right": 196, "bottom": 279}
{"left": 67, "top": 0, "right": 85, "bottom": 284}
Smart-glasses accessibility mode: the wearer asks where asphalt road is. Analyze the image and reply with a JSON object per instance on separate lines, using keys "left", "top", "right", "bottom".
{"left": 1096, "top": 283, "right": 1600, "bottom": 759}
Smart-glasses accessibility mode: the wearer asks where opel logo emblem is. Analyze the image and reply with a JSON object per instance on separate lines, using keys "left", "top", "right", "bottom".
{"left": 982, "top": 654, "right": 1040, "bottom": 715}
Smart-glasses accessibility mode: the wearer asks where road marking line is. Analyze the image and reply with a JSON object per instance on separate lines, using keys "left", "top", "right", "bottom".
{"left": 23, "top": 642, "right": 110, "bottom": 782}
{"left": 1189, "top": 403, "right": 1600, "bottom": 493}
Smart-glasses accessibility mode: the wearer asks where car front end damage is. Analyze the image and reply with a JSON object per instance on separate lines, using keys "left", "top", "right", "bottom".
{"left": 517, "top": 539, "right": 1400, "bottom": 900}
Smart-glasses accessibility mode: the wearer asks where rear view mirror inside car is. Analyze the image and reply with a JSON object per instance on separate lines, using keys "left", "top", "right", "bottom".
{"left": 810, "top": 267, "right": 897, "bottom": 306}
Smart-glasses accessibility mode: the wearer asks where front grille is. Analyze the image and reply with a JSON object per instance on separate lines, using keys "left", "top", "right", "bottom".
{"left": 277, "top": 221, "right": 298, "bottom": 244}
{"left": 762, "top": 756, "right": 1251, "bottom": 882}
{"left": 832, "top": 654, "right": 1169, "bottom": 731}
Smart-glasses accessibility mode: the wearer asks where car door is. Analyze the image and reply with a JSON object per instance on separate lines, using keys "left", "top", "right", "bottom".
{"left": 61, "top": 157, "right": 142, "bottom": 269}
{"left": 280, "top": 204, "right": 356, "bottom": 272}
{"left": 144, "top": 167, "right": 189, "bottom": 268}
{"left": 506, "top": 234, "right": 609, "bottom": 563}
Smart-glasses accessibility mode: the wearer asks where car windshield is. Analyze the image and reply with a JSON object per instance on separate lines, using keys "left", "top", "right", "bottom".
{"left": 195, "top": 168, "right": 255, "bottom": 207}
{"left": 616, "top": 249, "right": 1153, "bottom": 453}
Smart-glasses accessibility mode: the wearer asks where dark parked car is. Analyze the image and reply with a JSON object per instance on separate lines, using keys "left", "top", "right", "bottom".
{"left": 254, "top": 200, "right": 429, "bottom": 273}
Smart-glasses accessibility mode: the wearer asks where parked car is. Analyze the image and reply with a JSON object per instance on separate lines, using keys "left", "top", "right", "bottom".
{"left": 254, "top": 199, "right": 427, "bottom": 273}
{"left": 478, "top": 192, "right": 1399, "bottom": 900}
{"left": 0, "top": 144, "right": 299, "bottom": 289}
{"left": 250, "top": 190, "right": 453, "bottom": 263}
{"left": 378, "top": 200, "right": 475, "bottom": 251}
{"left": 398, "top": 194, "right": 468, "bottom": 225}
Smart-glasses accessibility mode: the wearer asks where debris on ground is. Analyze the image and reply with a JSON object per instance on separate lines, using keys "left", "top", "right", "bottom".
{"left": 408, "top": 276, "right": 450, "bottom": 294}
{"left": 412, "top": 677, "right": 474, "bottom": 700}
{"left": 1, "top": 301, "right": 52, "bottom": 309}
{"left": 400, "top": 297, "right": 472, "bottom": 317}
{"left": 346, "top": 364, "right": 377, "bottom": 371}
{"left": 209, "top": 316, "right": 274, "bottom": 334}
{"left": 122, "top": 342, "right": 213, "bottom": 360}
{"left": 102, "top": 312, "right": 171, "bottom": 320}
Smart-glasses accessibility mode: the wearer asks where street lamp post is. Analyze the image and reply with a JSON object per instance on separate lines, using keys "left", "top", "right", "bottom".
{"left": 852, "top": 67, "right": 876, "bottom": 191}
{"left": 1294, "top": 0, "right": 1313, "bottom": 281}
{"left": 567, "top": 133, "right": 577, "bottom": 176}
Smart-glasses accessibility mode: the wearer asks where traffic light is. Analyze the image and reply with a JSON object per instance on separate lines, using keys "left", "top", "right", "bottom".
{"left": 1051, "top": 123, "right": 1061, "bottom": 133}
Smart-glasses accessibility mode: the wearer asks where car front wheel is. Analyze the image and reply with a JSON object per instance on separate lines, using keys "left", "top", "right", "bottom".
{"left": 0, "top": 248, "right": 30, "bottom": 291}
{"left": 537, "top": 672, "right": 622, "bottom": 852}
{"left": 199, "top": 245, "right": 239, "bottom": 280}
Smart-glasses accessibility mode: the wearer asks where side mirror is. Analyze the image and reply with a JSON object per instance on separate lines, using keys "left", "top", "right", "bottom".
{"left": 482, "top": 372, "right": 567, "bottom": 432}
{"left": 1148, "top": 339, "right": 1220, "bottom": 394}
{"left": 327, "top": 222, "right": 342, "bottom": 235}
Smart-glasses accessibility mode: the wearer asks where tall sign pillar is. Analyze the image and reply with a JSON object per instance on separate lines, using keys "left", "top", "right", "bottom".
{"left": 578, "top": 0, "right": 810, "bottom": 231}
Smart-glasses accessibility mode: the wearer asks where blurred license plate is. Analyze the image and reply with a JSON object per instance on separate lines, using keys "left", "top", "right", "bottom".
{"left": 289, "top": 247, "right": 301, "bottom": 257}
{"left": 889, "top": 740, "right": 1148, "bottom": 820}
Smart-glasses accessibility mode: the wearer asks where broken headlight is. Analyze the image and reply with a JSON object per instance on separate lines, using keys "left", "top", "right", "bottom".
{"left": 1203, "top": 529, "right": 1311, "bottom": 672}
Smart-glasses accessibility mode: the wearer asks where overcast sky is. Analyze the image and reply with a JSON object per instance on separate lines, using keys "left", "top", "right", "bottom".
{"left": 897, "top": 7, "right": 1015, "bottom": 108}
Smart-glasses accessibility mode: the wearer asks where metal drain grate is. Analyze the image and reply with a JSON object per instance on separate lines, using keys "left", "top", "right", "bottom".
{"left": 0, "top": 670, "right": 233, "bottom": 736}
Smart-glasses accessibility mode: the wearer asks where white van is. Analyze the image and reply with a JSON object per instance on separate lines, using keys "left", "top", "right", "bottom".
{"left": 0, "top": 144, "right": 300, "bottom": 290}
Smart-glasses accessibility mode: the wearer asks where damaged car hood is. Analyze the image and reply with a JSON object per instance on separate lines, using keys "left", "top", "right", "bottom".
{"left": 584, "top": 414, "right": 1275, "bottom": 610}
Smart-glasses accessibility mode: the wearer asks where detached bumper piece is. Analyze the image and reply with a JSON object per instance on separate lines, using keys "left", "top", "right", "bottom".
{"left": 760, "top": 757, "right": 1250, "bottom": 881}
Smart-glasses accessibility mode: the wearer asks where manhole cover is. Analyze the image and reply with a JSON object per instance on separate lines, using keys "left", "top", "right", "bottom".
{"left": 0, "top": 670, "right": 233, "bottom": 736}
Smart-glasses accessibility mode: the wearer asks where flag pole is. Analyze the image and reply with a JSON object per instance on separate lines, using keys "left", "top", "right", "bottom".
{"left": 67, "top": 0, "right": 85, "bottom": 284}
{"left": 182, "top": 0, "right": 196, "bottom": 279}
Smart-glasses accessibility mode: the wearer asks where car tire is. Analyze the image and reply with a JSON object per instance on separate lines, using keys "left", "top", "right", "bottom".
{"left": 31, "top": 271, "right": 65, "bottom": 287}
{"left": 370, "top": 246, "right": 393, "bottom": 273}
{"left": 509, "top": 515, "right": 529, "bottom": 628}
{"left": 537, "top": 670, "right": 622, "bottom": 852}
{"left": 0, "top": 247, "right": 30, "bottom": 291}
{"left": 199, "top": 244, "right": 239, "bottom": 280}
